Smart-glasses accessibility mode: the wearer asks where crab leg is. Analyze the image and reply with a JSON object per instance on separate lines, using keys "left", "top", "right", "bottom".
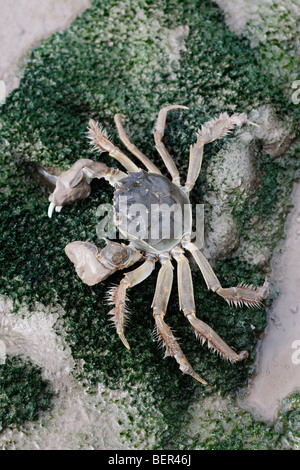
{"left": 108, "top": 258, "right": 156, "bottom": 350}
{"left": 82, "top": 161, "right": 127, "bottom": 185}
{"left": 88, "top": 119, "right": 140, "bottom": 173}
{"left": 176, "top": 252, "right": 248, "bottom": 361}
{"left": 184, "top": 141, "right": 204, "bottom": 194}
{"left": 114, "top": 114, "right": 162, "bottom": 174}
{"left": 184, "top": 242, "right": 269, "bottom": 307}
{"left": 152, "top": 258, "right": 207, "bottom": 384}
{"left": 154, "top": 105, "right": 189, "bottom": 185}
{"left": 184, "top": 112, "right": 259, "bottom": 193}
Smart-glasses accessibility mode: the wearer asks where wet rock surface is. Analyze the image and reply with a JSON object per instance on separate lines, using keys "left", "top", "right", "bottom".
{"left": 0, "top": 0, "right": 91, "bottom": 95}
{"left": 203, "top": 105, "right": 297, "bottom": 266}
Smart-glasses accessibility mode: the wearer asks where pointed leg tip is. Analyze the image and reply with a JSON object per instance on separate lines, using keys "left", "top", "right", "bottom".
{"left": 173, "top": 105, "right": 189, "bottom": 111}
{"left": 258, "top": 278, "right": 270, "bottom": 300}
{"left": 180, "top": 363, "right": 208, "bottom": 385}
{"left": 194, "top": 374, "right": 208, "bottom": 385}
{"left": 248, "top": 120, "right": 260, "bottom": 127}
{"left": 118, "top": 332, "right": 131, "bottom": 350}
{"left": 236, "top": 350, "right": 249, "bottom": 362}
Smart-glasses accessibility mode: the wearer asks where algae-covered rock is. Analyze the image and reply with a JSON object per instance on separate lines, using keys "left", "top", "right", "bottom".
{"left": 203, "top": 127, "right": 260, "bottom": 260}
{"left": 250, "top": 106, "right": 296, "bottom": 159}
{"left": 203, "top": 104, "right": 297, "bottom": 265}
{"left": 0, "top": 355, "right": 54, "bottom": 433}
{"left": 0, "top": 0, "right": 299, "bottom": 450}
{"left": 215, "top": 0, "right": 300, "bottom": 92}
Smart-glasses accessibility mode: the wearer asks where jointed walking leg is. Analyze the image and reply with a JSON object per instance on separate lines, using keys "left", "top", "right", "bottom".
{"left": 108, "top": 258, "right": 156, "bottom": 350}
{"left": 184, "top": 112, "right": 259, "bottom": 193}
{"left": 184, "top": 242, "right": 269, "bottom": 307}
{"left": 152, "top": 259, "right": 207, "bottom": 384}
{"left": 88, "top": 119, "right": 140, "bottom": 173}
{"left": 114, "top": 114, "right": 162, "bottom": 174}
{"left": 176, "top": 252, "right": 248, "bottom": 361}
{"left": 153, "top": 105, "right": 188, "bottom": 185}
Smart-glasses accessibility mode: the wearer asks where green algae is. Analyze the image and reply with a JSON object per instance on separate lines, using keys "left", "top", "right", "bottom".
{"left": 184, "top": 390, "right": 295, "bottom": 450}
{"left": 0, "top": 0, "right": 299, "bottom": 449}
{"left": 0, "top": 356, "right": 54, "bottom": 432}
{"left": 245, "top": 0, "right": 300, "bottom": 93}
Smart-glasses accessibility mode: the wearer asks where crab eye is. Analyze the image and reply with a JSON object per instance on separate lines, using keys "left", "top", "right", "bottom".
{"left": 101, "top": 243, "right": 129, "bottom": 267}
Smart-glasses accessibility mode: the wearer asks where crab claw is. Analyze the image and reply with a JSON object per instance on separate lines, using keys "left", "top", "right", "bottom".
{"left": 47, "top": 159, "right": 94, "bottom": 218}
{"left": 65, "top": 241, "right": 117, "bottom": 286}
{"left": 48, "top": 202, "right": 55, "bottom": 219}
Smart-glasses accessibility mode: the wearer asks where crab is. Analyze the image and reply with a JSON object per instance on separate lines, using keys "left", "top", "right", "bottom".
{"left": 46, "top": 105, "right": 269, "bottom": 384}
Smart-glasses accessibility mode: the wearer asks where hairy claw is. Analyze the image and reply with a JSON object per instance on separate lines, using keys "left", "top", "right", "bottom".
{"left": 196, "top": 112, "right": 249, "bottom": 144}
{"left": 217, "top": 279, "right": 269, "bottom": 309}
{"left": 88, "top": 119, "right": 139, "bottom": 172}
{"left": 88, "top": 119, "right": 114, "bottom": 154}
